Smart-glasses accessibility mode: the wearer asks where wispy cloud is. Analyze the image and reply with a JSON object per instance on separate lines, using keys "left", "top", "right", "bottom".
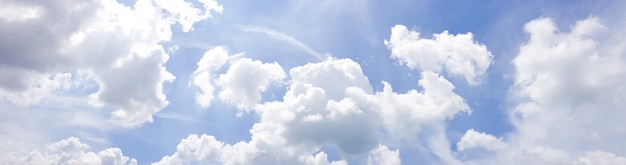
{"left": 155, "top": 111, "right": 198, "bottom": 122}
{"left": 237, "top": 25, "right": 328, "bottom": 61}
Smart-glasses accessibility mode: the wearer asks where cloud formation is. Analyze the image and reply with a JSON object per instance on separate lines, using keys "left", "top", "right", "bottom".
{"left": 459, "top": 17, "right": 626, "bottom": 165}
{"left": 161, "top": 44, "right": 479, "bottom": 164}
{"left": 191, "top": 46, "right": 231, "bottom": 108}
{"left": 2, "top": 0, "right": 626, "bottom": 164}
{"left": 218, "top": 58, "right": 286, "bottom": 110}
{"left": 385, "top": 25, "right": 493, "bottom": 85}
{"left": 0, "top": 0, "right": 222, "bottom": 127}
{"left": 0, "top": 137, "right": 135, "bottom": 165}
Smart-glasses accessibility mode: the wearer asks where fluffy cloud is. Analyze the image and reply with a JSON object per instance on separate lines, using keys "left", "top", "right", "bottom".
{"left": 462, "top": 17, "right": 626, "bottom": 164}
{"left": 268, "top": 58, "right": 379, "bottom": 154}
{"left": 456, "top": 129, "right": 506, "bottom": 152}
{"left": 161, "top": 58, "right": 381, "bottom": 164}
{"left": 160, "top": 58, "right": 371, "bottom": 164}
{"left": 385, "top": 25, "right": 493, "bottom": 85}
{"left": 191, "top": 47, "right": 286, "bottom": 110}
{"left": 153, "top": 133, "right": 347, "bottom": 165}
{"left": 301, "top": 152, "right": 348, "bottom": 165}
{"left": 0, "top": 0, "right": 222, "bottom": 127}
{"left": 0, "top": 72, "right": 73, "bottom": 105}
{"left": 579, "top": 151, "right": 626, "bottom": 165}
{"left": 191, "top": 46, "right": 230, "bottom": 108}
{"left": 511, "top": 17, "right": 626, "bottom": 155}
{"left": 367, "top": 144, "right": 401, "bottom": 165}
{"left": 348, "top": 72, "right": 469, "bottom": 139}
{"left": 512, "top": 17, "right": 625, "bottom": 107}
{"left": 153, "top": 0, "right": 223, "bottom": 32}
{"left": 0, "top": 137, "right": 136, "bottom": 165}
{"left": 163, "top": 49, "right": 478, "bottom": 164}
{"left": 218, "top": 58, "right": 286, "bottom": 110}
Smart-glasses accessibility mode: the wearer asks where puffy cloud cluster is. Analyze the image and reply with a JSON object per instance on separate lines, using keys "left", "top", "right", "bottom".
{"left": 367, "top": 145, "right": 401, "bottom": 165}
{"left": 191, "top": 46, "right": 231, "bottom": 108}
{"left": 6, "top": 0, "right": 626, "bottom": 164}
{"left": 191, "top": 47, "right": 286, "bottom": 110}
{"left": 385, "top": 25, "right": 493, "bottom": 85}
{"left": 506, "top": 17, "right": 626, "bottom": 163}
{"left": 218, "top": 58, "right": 286, "bottom": 110}
{"left": 458, "top": 17, "right": 626, "bottom": 164}
{"left": 0, "top": 137, "right": 135, "bottom": 165}
{"left": 0, "top": 0, "right": 222, "bottom": 127}
{"left": 173, "top": 32, "right": 486, "bottom": 163}
{"left": 176, "top": 58, "right": 379, "bottom": 164}
{"left": 172, "top": 18, "right": 497, "bottom": 164}
{"left": 456, "top": 129, "right": 506, "bottom": 152}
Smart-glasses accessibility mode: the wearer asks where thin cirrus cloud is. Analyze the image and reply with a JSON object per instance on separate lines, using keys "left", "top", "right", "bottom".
{"left": 237, "top": 25, "right": 329, "bottom": 61}
{"left": 1, "top": 0, "right": 626, "bottom": 165}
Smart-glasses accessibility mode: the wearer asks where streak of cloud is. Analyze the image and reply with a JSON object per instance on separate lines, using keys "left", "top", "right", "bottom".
{"left": 237, "top": 25, "right": 328, "bottom": 61}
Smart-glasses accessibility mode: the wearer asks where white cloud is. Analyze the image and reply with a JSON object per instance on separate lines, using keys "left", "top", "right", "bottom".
{"left": 462, "top": 17, "right": 626, "bottom": 164}
{"left": 0, "top": 137, "right": 136, "bottom": 165}
{"left": 457, "top": 129, "right": 506, "bottom": 152}
{"left": 368, "top": 144, "right": 401, "bottom": 165}
{"left": 385, "top": 25, "right": 493, "bottom": 85}
{"left": 0, "top": 71, "right": 73, "bottom": 106}
{"left": 218, "top": 58, "right": 286, "bottom": 110}
{"left": 0, "top": 0, "right": 222, "bottom": 127}
{"left": 191, "top": 46, "right": 286, "bottom": 110}
{"left": 511, "top": 17, "right": 626, "bottom": 152}
{"left": 191, "top": 46, "right": 230, "bottom": 108}
{"left": 348, "top": 71, "right": 469, "bottom": 139}
{"left": 159, "top": 58, "right": 381, "bottom": 164}
{"left": 579, "top": 151, "right": 626, "bottom": 165}
{"left": 300, "top": 152, "right": 348, "bottom": 165}
{"left": 88, "top": 48, "right": 175, "bottom": 128}
{"left": 166, "top": 54, "right": 478, "bottom": 164}
{"left": 153, "top": 133, "right": 346, "bottom": 165}
{"left": 262, "top": 58, "right": 380, "bottom": 155}
{"left": 513, "top": 17, "right": 625, "bottom": 107}
{"left": 289, "top": 58, "right": 374, "bottom": 99}
{"left": 153, "top": 0, "right": 223, "bottom": 32}
{"left": 160, "top": 58, "right": 380, "bottom": 164}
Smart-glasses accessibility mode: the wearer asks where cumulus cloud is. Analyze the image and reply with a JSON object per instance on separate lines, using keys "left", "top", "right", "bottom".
{"left": 456, "top": 129, "right": 506, "bottom": 152}
{"left": 385, "top": 25, "right": 493, "bottom": 85}
{"left": 191, "top": 46, "right": 230, "bottom": 108}
{"left": 511, "top": 17, "right": 626, "bottom": 153}
{"left": 300, "top": 152, "right": 348, "bottom": 165}
{"left": 191, "top": 46, "right": 286, "bottom": 110}
{"left": 160, "top": 58, "right": 379, "bottom": 164}
{"left": 153, "top": 133, "right": 347, "bottom": 165}
{"left": 153, "top": 0, "right": 223, "bottom": 32}
{"left": 348, "top": 72, "right": 469, "bottom": 139}
{"left": 161, "top": 58, "right": 379, "bottom": 164}
{"left": 218, "top": 58, "right": 286, "bottom": 110}
{"left": 461, "top": 17, "right": 626, "bottom": 164}
{"left": 0, "top": 0, "right": 222, "bottom": 127}
{"left": 0, "top": 137, "right": 136, "bottom": 165}
{"left": 367, "top": 144, "right": 401, "bottom": 165}
{"left": 0, "top": 71, "right": 73, "bottom": 105}
{"left": 166, "top": 53, "right": 478, "bottom": 164}
{"left": 258, "top": 58, "right": 380, "bottom": 155}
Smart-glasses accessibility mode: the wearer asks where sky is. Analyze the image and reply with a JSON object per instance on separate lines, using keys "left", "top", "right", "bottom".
{"left": 1, "top": 0, "right": 626, "bottom": 164}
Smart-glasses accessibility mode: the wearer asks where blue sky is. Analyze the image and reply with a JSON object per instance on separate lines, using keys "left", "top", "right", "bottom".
{"left": 2, "top": 0, "right": 626, "bottom": 164}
